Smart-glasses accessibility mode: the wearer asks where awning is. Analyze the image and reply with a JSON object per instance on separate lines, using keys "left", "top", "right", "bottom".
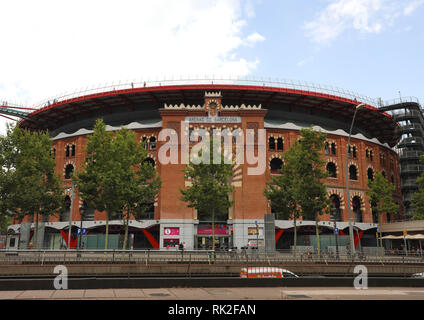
{"left": 382, "top": 234, "right": 424, "bottom": 239}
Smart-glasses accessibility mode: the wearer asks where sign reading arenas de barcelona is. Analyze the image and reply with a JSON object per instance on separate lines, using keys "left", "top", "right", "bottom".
{"left": 2, "top": 80, "right": 405, "bottom": 252}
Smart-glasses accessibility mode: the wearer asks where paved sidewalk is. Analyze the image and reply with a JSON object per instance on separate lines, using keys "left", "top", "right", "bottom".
{"left": 1, "top": 287, "right": 424, "bottom": 300}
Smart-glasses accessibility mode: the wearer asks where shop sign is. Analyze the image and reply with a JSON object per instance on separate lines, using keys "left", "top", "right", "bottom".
{"left": 164, "top": 227, "right": 180, "bottom": 236}
{"left": 197, "top": 228, "right": 229, "bottom": 235}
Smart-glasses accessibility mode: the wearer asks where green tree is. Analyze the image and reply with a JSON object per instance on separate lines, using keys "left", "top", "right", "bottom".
{"left": 411, "top": 155, "right": 424, "bottom": 220}
{"left": 0, "top": 215, "right": 11, "bottom": 234}
{"left": 367, "top": 170, "right": 399, "bottom": 255}
{"left": 74, "top": 120, "right": 160, "bottom": 250}
{"left": 111, "top": 128, "right": 160, "bottom": 250}
{"left": 264, "top": 127, "right": 329, "bottom": 258}
{"left": 264, "top": 156, "right": 301, "bottom": 257}
{"left": 294, "top": 128, "right": 330, "bottom": 259}
{"left": 180, "top": 136, "right": 234, "bottom": 252}
{"left": 0, "top": 124, "right": 63, "bottom": 248}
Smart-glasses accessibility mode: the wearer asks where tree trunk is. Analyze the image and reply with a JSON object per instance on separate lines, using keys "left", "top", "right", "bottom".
{"left": 123, "top": 208, "right": 130, "bottom": 250}
{"left": 378, "top": 214, "right": 384, "bottom": 257}
{"left": 212, "top": 208, "right": 215, "bottom": 254}
{"left": 293, "top": 217, "right": 297, "bottom": 258}
{"left": 316, "top": 219, "right": 321, "bottom": 260}
{"left": 105, "top": 213, "right": 109, "bottom": 250}
{"left": 34, "top": 213, "right": 39, "bottom": 249}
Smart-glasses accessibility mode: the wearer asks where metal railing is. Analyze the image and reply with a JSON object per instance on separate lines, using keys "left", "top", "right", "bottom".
{"left": 0, "top": 248, "right": 423, "bottom": 266}
{"left": 400, "top": 164, "right": 424, "bottom": 174}
{"left": 399, "top": 150, "right": 423, "bottom": 159}
{"left": 0, "top": 76, "right": 388, "bottom": 111}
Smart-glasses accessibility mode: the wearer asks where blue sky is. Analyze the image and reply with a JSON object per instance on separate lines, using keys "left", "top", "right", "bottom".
{"left": 0, "top": 0, "right": 423, "bottom": 132}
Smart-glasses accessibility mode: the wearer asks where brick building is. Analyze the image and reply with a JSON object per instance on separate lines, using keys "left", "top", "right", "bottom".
{"left": 3, "top": 80, "right": 403, "bottom": 251}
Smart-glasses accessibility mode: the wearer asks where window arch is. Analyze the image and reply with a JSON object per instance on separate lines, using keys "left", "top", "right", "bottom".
{"left": 367, "top": 168, "right": 374, "bottom": 181}
{"left": 270, "top": 158, "right": 283, "bottom": 174}
{"left": 352, "top": 196, "right": 362, "bottom": 222}
{"left": 65, "top": 164, "right": 74, "bottom": 179}
{"left": 326, "top": 162, "right": 337, "bottom": 178}
{"left": 143, "top": 157, "right": 156, "bottom": 168}
{"left": 61, "top": 195, "right": 71, "bottom": 222}
{"left": 277, "top": 137, "right": 284, "bottom": 151}
{"left": 268, "top": 137, "right": 275, "bottom": 150}
{"left": 330, "top": 194, "right": 341, "bottom": 222}
{"left": 149, "top": 136, "right": 156, "bottom": 150}
{"left": 331, "top": 142, "right": 336, "bottom": 155}
{"left": 349, "top": 165, "right": 358, "bottom": 180}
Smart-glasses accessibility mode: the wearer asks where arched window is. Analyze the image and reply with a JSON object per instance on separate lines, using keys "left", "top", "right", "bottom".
{"left": 71, "top": 145, "right": 76, "bottom": 157}
{"left": 370, "top": 150, "right": 373, "bottom": 161}
{"left": 367, "top": 168, "right": 374, "bottom": 181}
{"left": 65, "top": 164, "right": 74, "bottom": 179}
{"left": 330, "top": 195, "right": 341, "bottom": 222}
{"left": 349, "top": 165, "right": 358, "bottom": 180}
{"left": 326, "top": 162, "right": 337, "bottom": 178}
{"left": 52, "top": 148, "right": 56, "bottom": 159}
{"left": 149, "top": 137, "right": 156, "bottom": 150}
{"left": 352, "top": 146, "right": 357, "bottom": 158}
{"left": 270, "top": 158, "right": 283, "bottom": 174}
{"left": 143, "top": 157, "right": 155, "bottom": 168}
{"left": 66, "top": 145, "right": 70, "bottom": 157}
{"left": 277, "top": 137, "right": 284, "bottom": 151}
{"left": 142, "top": 137, "right": 148, "bottom": 149}
{"left": 268, "top": 137, "right": 275, "bottom": 150}
{"left": 352, "top": 196, "right": 362, "bottom": 223}
{"left": 61, "top": 195, "right": 71, "bottom": 222}
{"left": 324, "top": 142, "right": 329, "bottom": 154}
{"left": 331, "top": 142, "right": 336, "bottom": 155}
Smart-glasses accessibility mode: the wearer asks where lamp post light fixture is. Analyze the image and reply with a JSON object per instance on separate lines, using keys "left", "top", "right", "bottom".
{"left": 346, "top": 103, "right": 365, "bottom": 256}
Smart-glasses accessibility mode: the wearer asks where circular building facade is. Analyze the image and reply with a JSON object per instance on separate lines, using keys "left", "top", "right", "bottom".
{"left": 7, "top": 79, "right": 402, "bottom": 251}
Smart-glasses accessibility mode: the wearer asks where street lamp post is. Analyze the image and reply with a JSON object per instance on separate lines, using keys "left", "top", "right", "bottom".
{"left": 67, "top": 184, "right": 75, "bottom": 250}
{"left": 345, "top": 103, "right": 365, "bottom": 256}
{"left": 78, "top": 202, "right": 86, "bottom": 249}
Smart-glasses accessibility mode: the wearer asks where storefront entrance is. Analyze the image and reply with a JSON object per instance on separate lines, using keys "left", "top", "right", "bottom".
{"left": 195, "top": 235, "right": 230, "bottom": 250}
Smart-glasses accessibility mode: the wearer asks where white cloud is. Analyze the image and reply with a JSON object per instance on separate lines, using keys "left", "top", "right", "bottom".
{"left": 404, "top": 0, "right": 424, "bottom": 15}
{"left": 303, "top": 0, "right": 422, "bottom": 44}
{"left": 244, "top": 32, "right": 266, "bottom": 46}
{"left": 0, "top": 0, "right": 264, "bottom": 131}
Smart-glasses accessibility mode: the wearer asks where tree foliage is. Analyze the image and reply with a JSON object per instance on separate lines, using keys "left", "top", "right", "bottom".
{"left": 74, "top": 119, "right": 160, "bottom": 249}
{"left": 367, "top": 170, "right": 399, "bottom": 222}
{"left": 264, "top": 127, "right": 330, "bottom": 256}
{"left": 180, "top": 137, "right": 234, "bottom": 250}
{"left": 0, "top": 124, "right": 63, "bottom": 247}
{"left": 411, "top": 155, "right": 424, "bottom": 220}
{"left": 367, "top": 170, "right": 399, "bottom": 253}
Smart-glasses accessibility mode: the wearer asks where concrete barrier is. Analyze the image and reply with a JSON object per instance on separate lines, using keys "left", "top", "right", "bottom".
{"left": 0, "top": 276, "right": 424, "bottom": 291}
